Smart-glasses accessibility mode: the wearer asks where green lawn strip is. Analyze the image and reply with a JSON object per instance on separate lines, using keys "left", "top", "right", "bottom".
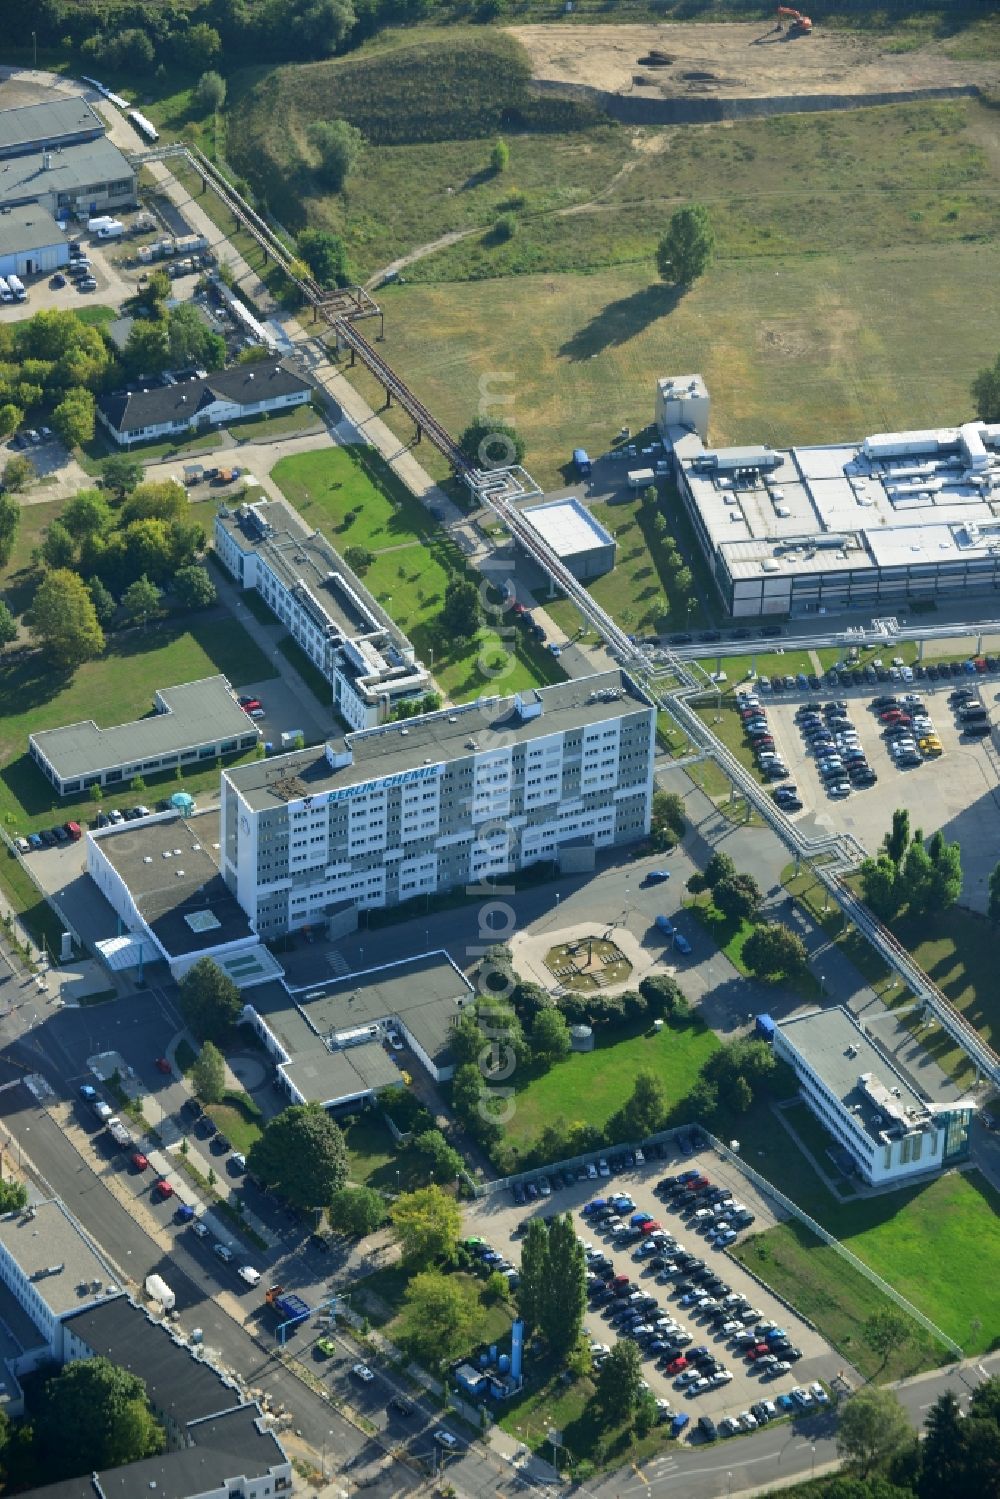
{"left": 778, "top": 1100, "right": 859, "bottom": 1196}
{"left": 0, "top": 853, "right": 65, "bottom": 959}
{"left": 353, "top": 1262, "right": 512, "bottom": 1359}
{"left": 227, "top": 403, "right": 324, "bottom": 442}
{"left": 271, "top": 445, "right": 440, "bottom": 551}
{"left": 732, "top": 1219, "right": 948, "bottom": 1383}
{"left": 341, "top": 1114, "right": 431, "bottom": 1194}
{"left": 77, "top": 427, "right": 222, "bottom": 476}
{"left": 655, "top": 711, "right": 692, "bottom": 758}
{"left": 0, "top": 499, "right": 66, "bottom": 618}
{"left": 276, "top": 636, "right": 332, "bottom": 710}
{"left": 686, "top": 893, "right": 820, "bottom": 999}
{"left": 0, "top": 615, "right": 274, "bottom": 836}
{"left": 502, "top": 1019, "right": 720, "bottom": 1157}
{"left": 73, "top": 305, "right": 118, "bottom": 328}
{"left": 204, "top": 1090, "right": 264, "bottom": 1154}
{"left": 233, "top": 586, "right": 279, "bottom": 627}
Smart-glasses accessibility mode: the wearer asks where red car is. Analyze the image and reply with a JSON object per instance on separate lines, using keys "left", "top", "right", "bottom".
{"left": 154, "top": 1057, "right": 172, "bottom": 1075}
{"left": 666, "top": 1356, "right": 688, "bottom": 1375}
{"left": 747, "top": 1343, "right": 769, "bottom": 1360}
{"left": 131, "top": 1151, "right": 149, "bottom": 1171}
{"left": 153, "top": 1179, "right": 173, "bottom": 1200}
{"left": 637, "top": 1220, "right": 662, "bottom": 1233}
{"left": 684, "top": 1176, "right": 709, "bottom": 1192}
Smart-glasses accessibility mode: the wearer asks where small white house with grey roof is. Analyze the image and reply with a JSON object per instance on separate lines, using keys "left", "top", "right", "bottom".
{"left": 96, "top": 359, "right": 312, "bottom": 447}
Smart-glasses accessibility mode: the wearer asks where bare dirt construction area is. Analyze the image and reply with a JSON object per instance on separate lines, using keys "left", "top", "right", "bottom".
{"left": 507, "top": 21, "right": 1000, "bottom": 102}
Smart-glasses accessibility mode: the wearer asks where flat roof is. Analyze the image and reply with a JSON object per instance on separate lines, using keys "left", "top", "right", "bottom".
{"left": 0, "top": 1199, "right": 122, "bottom": 1317}
{"left": 31, "top": 675, "right": 259, "bottom": 779}
{"left": 522, "top": 497, "right": 615, "bottom": 558}
{"left": 0, "top": 97, "right": 102, "bottom": 156}
{"left": 0, "top": 136, "right": 134, "bottom": 208}
{"left": 778, "top": 1006, "right": 935, "bottom": 1145}
{"left": 227, "top": 669, "right": 651, "bottom": 813}
{"left": 0, "top": 202, "right": 65, "bottom": 255}
{"left": 282, "top": 1039, "right": 400, "bottom": 1106}
{"left": 669, "top": 401, "right": 1000, "bottom": 584}
{"left": 92, "top": 813, "right": 255, "bottom": 959}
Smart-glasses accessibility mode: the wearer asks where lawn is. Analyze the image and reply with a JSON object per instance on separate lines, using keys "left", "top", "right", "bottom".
{"left": 503, "top": 1018, "right": 719, "bottom": 1157}
{"left": 354, "top": 1261, "right": 513, "bottom": 1358}
{"left": 342, "top": 1113, "right": 434, "bottom": 1194}
{"left": 204, "top": 1089, "right": 264, "bottom": 1154}
{"left": 0, "top": 614, "right": 276, "bottom": 836}
{"left": 271, "top": 447, "right": 564, "bottom": 704}
{"left": 351, "top": 231, "right": 1000, "bottom": 494}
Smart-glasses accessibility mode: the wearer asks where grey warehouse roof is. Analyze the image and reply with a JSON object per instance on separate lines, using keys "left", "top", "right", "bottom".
{"left": 522, "top": 498, "right": 615, "bottom": 557}
{"left": 0, "top": 202, "right": 66, "bottom": 256}
{"left": 99, "top": 359, "right": 311, "bottom": 435}
{"left": 0, "top": 97, "right": 103, "bottom": 157}
{"left": 228, "top": 669, "right": 650, "bottom": 813}
{"left": 0, "top": 136, "right": 134, "bottom": 208}
{"left": 0, "top": 1199, "right": 122, "bottom": 1317}
{"left": 778, "top": 1006, "right": 935, "bottom": 1145}
{"left": 30, "top": 675, "right": 258, "bottom": 780}
{"left": 92, "top": 813, "right": 255, "bottom": 958}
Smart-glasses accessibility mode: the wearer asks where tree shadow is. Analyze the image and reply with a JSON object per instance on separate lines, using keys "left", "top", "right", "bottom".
{"left": 559, "top": 283, "right": 684, "bottom": 362}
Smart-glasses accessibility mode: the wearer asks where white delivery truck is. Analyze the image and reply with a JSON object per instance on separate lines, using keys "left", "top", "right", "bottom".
{"left": 96, "top": 221, "right": 125, "bottom": 241}
{"left": 6, "top": 274, "right": 26, "bottom": 302}
{"left": 144, "top": 1274, "right": 176, "bottom": 1311}
{"left": 87, "top": 215, "right": 115, "bottom": 233}
{"left": 0, "top": 278, "right": 12, "bottom": 304}
{"left": 627, "top": 467, "right": 656, "bottom": 489}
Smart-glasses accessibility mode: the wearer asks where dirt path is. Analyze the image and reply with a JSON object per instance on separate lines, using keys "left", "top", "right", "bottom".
{"left": 507, "top": 20, "right": 1000, "bottom": 100}
{"left": 364, "top": 228, "right": 476, "bottom": 290}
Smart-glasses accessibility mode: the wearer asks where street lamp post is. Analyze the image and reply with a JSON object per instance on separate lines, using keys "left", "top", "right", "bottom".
{"left": 820, "top": 973, "right": 827, "bottom": 1000}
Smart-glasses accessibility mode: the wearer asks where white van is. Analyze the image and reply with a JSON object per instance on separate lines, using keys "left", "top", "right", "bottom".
{"left": 0, "top": 278, "right": 12, "bottom": 304}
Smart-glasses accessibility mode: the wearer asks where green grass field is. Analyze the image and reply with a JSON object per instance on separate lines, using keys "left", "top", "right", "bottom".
{"left": 0, "top": 615, "right": 275, "bottom": 836}
{"left": 503, "top": 1019, "right": 719, "bottom": 1156}
{"left": 204, "top": 1090, "right": 264, "bottom": 1155}
{"left": 271, "top": 446, "right": 564, "bottom": 703}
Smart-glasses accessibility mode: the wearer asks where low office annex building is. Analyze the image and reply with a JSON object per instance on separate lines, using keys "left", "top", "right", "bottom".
{"left": 97, "top": 359, "right": 312, "bottom": 447}
{"left": 656, "top": 374, "right": 1000, "bottom": 619}
{"left": 773, "top": 1006, "right": 973, "bottom": 1186}
{"left": 220, "top": 669, "right": 655, "bottom": 938}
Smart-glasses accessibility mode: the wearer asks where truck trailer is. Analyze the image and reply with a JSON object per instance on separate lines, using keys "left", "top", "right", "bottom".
{"left": 266, "top": 1284, "right": 310, "bottom": 1327}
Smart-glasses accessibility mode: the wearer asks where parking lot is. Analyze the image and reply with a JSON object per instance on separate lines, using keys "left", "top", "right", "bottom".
{"left": 462, "top": 1146, "right": 841, "bottom": 1441}
{"left": 741, "top": 672, "right": 1000, "bottom": 907}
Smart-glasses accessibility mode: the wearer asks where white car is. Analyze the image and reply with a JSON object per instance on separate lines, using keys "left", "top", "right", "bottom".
{"left": 238, "top": 1265, "right": 261, "bottom": 1286}
{"left": 711, "top": 1369, "right": 733, "bottom": 1386}
{"left": 433, "top": 1429, "right": 458, "bottom": 1449}
{"left": 586, "top": 1163, "right": 598, "bottom": 1180}
{"left": 769, "top": 1361, "right": 792, "bottom": 1377}
{"left": 675, "top": 1370, "right": 699, "bottom": 1388}
{"left": 353, "top": 1363, "right": 375, "bottom": 1384}
{"left": 809, "top": 1381, "right": 830, "bottom": 1405}
{"left": 597, "top": 1158, "right": 611, "bottom": 1177}
{"left": 588, "top": 1341, "right": 610, "bottom": 1357}
{"left": 721, "top": 1320, "right": 742, "bottom": 1337}
{"left": 386, "top": 1030, "right": 404, "bottom": 1051}
{"left": 738, "top": 1410, "right": 758, "bottom": 1430}
{"left": 791, "top": 1386, "right": 814, "bottom": 1408}
{"left": 192, "top": 1221, "right": 210, "bottom": 1238}
{"left": 720, "top": 1416, "right": 741, "bottom": 1436}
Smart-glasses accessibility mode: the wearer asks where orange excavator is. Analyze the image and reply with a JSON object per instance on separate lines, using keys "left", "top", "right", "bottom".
{"left": 776, "top": 5, "right": 813, "bottom": 34}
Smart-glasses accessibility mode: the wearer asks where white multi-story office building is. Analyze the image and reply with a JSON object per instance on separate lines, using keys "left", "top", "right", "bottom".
{"left": 773, "top": 1006, "right": 973, "bottom": 1187}
{"left": 220, "top": 669, "right": 655, "bottom": 937}
{"left": 214, "top": 496, "right": 431, "bottom": 730}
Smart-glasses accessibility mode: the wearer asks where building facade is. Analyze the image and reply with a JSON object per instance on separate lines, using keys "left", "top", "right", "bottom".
{"left": 214, "top": 496, "right": 431, "bottom": 730}
{"left": 97, "top": 360, "right": 311, "bottom": 447}
{"left": 220, "top": 671, "right": 655, "bottom": 937}
{"left": 658, "top": 375, "right": 1000, "bottom": 619}
{"left": 773, "top": 1006, "right": 973, "bottom": 1187}
{"left": 0, "top": 204, "right": 70, "bottom": 278}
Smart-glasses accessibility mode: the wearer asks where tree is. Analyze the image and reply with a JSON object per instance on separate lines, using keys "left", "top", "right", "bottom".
{"left": 0, "top": 403, "right": 21, "bottom": 439}
{"left": 650, "top": 788, "right": 685, "bottom": 849}
{"left": 989, "top": 862, "right": 1000, "bottom": 925}
{"left": 926, "top": 830, "right": 962, "bottom": 914}
{"left": 28, "top": 569, "right": 105, "bottom": 669}
{"left": 122, "top": 575, "right": 162, "bottom": 629}
{"left": 2, "top": 453, "right": 34, "bottom": 493}
{"left": 41, "top": 520, "right": 76, "bottom": 570}
{"left": 441, "top": 576, "right": 483, "bottom": 640}
{"left": 391, "top": 1185, "right": 460, "bottom": 1267}
{"left": 344, "top": 544, "right": 375, "bottom": 575}
{"left": 656, "top": 204, "right": 714, "bottom": 286}
{"left": 0, "top": 1177, "right": 28, "bottom": 1211}
{"left": 36, "top": 1357, "right": 165, "bottom": 1479}
{"left": 742, "top": 921, "right": 808, "bottom": 981}
{"left": 686, "top": 1076, "right": 719, "bottom": 1122}
{"left": 174, "top": 564, "right": 217, "bottom": 610}
{"left": 101, "top": 454, "right": 143, "bottom": 500}
{"left": 328, "top": 1185, "right": 387, "bottom": 1237}
{"left": 0, "top": 493, "right": 18, "bottom": 569}
{"left": 511, "top": 980, "right": 552, "bottom": 1021}
{"left": 248, "top": 1103, "right": 348, "bottom": 1209}
{"left": 712, "top": 871, "right": 763, "bottom": 924}
{"left": 298, "top": 228, "right": 351, "bottom": 289}
{"left": 883, "top": 807, "right": 910, "bottom": 866}
{"left": 183, "top": 23, "right": 222, "bottom": 68}
{"left": 860, "top": 854, "right": 903, "bottom": 923}
{"left": 195, "top": 69, "right": 227, "bottom": 112}
{"left": 972, "top": 352, "right": 1000, "bottom": 422}
{"left": 532, "top": 1006, "right": 571, "bottom": 1066}
{"left": 52, "top": 387, "right": 95, "bottom": 448}
{"left": 491, "top": 138, "right": 510, "bottom": 173}
{"left": 458, "top": 418, "right": 525, "bottom": 470}
{"left": 190, "top": 1039, "right": 225, "bottom": 1104}
{"left": 0, "top": 600, "right": 16, "bottom": 648}
{"left": 414, "top": 1128, "right": 464, "bottom": 1181}
{"left": 63, "top": 489, "right": 113, "bottom": 541}
{"left": 122, "top": 318, "right": 170, "bottom": 380}
{"left": 177, "top": 956, "right": 242, "bottom": 1041}
{"left": 901, "top": 832, "right": 934, "bottom": 916}
{"left": 517, "top": 1217, "right": 548, "bottom": 1337}
{"left": 87, "top": 576, "right": 117, "bottom": 625}
{"left": 168, "top": 303, "right": 226, "bottom": 371}
{"left": 837, "top": 1387, "right": 912, "bottom": 1478}
{"left": 451, "top": 1061, "right": 487, "bottom": 1126}
{"left": 596, "top": 1339, "right": 643, "bottom": 1424}
{"left": 639, "top": 973, "right": 686, "bottom": 1020}
{"left": 122, "top": 480, "right": 187, "bottom": 525}
{"left": 537, "top": 1213, "right": 586, "bottom": 1359}
{"left": 397, "top": 1270, "right": 475, "bottom": 1369}
{"left": 611, "top": 1069, "right": 667, "bottom": 1140}
{"left": 309, "top": 118, "right": 364, "bottom": 191}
